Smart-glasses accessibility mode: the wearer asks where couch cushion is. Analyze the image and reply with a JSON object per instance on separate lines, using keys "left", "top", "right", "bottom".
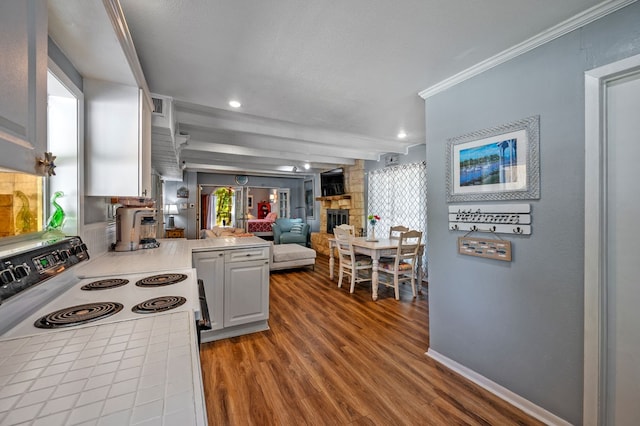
{"left": 290, "top": 223, "right": 303, "bottom": 233}
{"left": 273, "top": 244, "right": 316, "bottom": 263}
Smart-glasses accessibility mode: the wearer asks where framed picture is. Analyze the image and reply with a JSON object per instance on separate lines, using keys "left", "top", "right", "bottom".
{"left": 446, "top": 115, "right": 540, "bottom": 202}
{"left": 247, "top": 195, "right": 254, "bottom": 209}
{"left": 176, "top": 186, "right": 189, "bottom": 198}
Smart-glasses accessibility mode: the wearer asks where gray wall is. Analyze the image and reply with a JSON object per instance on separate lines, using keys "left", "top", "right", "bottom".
{"left": 424, "top": 3, "right": 640, "bottom": 424}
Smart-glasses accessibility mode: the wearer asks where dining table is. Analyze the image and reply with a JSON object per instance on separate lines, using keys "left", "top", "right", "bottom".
{"left": 328, "top": 237, "right": 425, "bottom": 301}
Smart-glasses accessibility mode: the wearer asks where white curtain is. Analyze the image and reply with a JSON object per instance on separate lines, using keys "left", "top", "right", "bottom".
{"left": 368, "top": 161, "right": 427, "bottom": 275}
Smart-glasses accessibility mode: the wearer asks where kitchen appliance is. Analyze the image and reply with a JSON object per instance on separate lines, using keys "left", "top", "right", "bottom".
{"left": 0, "top": 237, "right": 205, "bottom": 339}
{"left": 114, "top": 206, "right": 160, "bottom": 251}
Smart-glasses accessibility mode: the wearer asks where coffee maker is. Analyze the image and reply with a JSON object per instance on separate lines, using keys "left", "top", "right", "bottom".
{"left": 114, "top": 206, "right": 160, "bottom": 252}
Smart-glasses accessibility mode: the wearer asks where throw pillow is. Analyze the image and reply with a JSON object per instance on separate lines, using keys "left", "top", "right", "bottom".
{"left": 290, "top": 223, "right": 303, "bottom": 234}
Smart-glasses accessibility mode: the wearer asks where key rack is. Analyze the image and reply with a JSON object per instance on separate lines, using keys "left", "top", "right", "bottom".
{"left": 448, "top": 203, "right": 531, "bottom": 235}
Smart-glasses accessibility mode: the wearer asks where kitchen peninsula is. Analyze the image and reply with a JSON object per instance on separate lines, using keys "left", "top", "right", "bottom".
{"left": 0, "top": 236, "right": 271, "bottom": 426}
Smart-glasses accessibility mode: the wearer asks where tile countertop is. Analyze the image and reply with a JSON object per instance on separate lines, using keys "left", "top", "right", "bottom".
{"left": 0, "top": 311, "right": 206, "bottom": 426}
{"left": 74, "top": 237, "right": 271, "bottom": 278}
{"left": 0, "top": 235, "right": 272, "bottom": 425}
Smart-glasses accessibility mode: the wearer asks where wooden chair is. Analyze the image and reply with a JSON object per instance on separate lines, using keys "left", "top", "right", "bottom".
{"left": 334, "top": 223, "right": 355, "bottom": 236}
{"left": 388, "top": 225, "right": 409, "bottom": 240}
{"left": 334, "top": 227, "right": 372, "bottom": 293}
{"left": 378, "top": 230, "right": 422, "bottom": 300}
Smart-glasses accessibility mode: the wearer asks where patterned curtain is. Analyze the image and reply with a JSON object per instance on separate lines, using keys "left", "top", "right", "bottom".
{"left": 368, "top": 161, "right": 428, "bottom": 275}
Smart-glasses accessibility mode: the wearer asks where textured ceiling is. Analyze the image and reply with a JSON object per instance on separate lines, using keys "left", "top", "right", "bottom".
{"left": 56, "top": 0, "right": 611, "bottom": 179}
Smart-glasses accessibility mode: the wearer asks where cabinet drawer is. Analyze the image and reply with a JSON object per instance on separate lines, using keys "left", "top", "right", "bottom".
{"left": 225, "top": 247, "right": 269, "bottom": 262}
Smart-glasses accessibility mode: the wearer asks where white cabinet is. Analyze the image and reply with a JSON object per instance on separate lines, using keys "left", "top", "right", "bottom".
{"left": 224, "top": 252, "right": 270, "bottom": 328}
{"left": 0, "top": 0, "right": 47, "bottom": 174}
{"left": 85, "top": 79, "right": 152, "bottom": 197}
{"left": 193, "top": 245, "right": 270, "bottom": 342}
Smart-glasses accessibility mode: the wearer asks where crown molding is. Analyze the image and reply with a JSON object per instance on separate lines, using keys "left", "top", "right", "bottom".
{"left": 419, "top": 0, "right": 638, "bottom": 99}
{"left": 102, "top": 0, "right": 153, "bottom": 109}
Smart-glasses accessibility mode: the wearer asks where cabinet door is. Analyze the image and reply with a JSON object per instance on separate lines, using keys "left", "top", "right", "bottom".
{"left": 193, "top": 251, "right": 225, "bottom": 331}
{"left": 0, "top": 0, "right": 47, "bottom": 174}
{"left": 224, "top": 259, "right": 270, "bottom": 327}
{"left": 85, "top": 79, "right": 141, "bottom": 196}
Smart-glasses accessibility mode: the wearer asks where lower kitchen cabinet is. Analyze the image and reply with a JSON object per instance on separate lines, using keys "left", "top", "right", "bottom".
{"left": 224, "top": 258, "right": 270, "bottom": 327}
{"left": 192, "top": 246, "right": 270, "bottom": 342}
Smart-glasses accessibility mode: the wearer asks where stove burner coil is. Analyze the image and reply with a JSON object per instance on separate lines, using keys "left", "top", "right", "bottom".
{"left": 135, "top": 273, "right": 188, "bottom": 287}
{"left": 34, "top": 302, "right": 124, "bottom": 329}
{"left": 131, "top": 296, "right": 186, "bottom": 314}
{"left": 81, "top": 278, "right": 129, "bottom": 290}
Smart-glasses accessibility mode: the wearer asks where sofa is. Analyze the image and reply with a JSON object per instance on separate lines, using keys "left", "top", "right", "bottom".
{"left": 199, "top": 226, "right": 254, "bottom": 238}
{"left": 272, "top": 218, "right": 310, "bottom": 245}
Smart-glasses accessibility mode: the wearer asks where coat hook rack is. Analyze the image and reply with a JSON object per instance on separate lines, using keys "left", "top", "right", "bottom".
{"left": 448, "top": 203, "right": 532, "bottom": 235}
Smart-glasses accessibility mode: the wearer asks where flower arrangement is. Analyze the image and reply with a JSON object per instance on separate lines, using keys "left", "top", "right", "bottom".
{"left": 368, "top": 214, "right": 380, "bottom": 226}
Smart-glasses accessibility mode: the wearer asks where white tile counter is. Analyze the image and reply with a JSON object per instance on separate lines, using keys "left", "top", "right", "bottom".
{"left": 189, "top": 236, "right": 270, "bottom": 253}
{"left": 74, "top": 240, "right": 193, "bottom": 278}
{"left": 0, "top": 236, "right": 271, "bottom": 425}
{"left": 74, "top": 237, "right": 271, "bottom": 278}
{"left": 0, "top": 312, "right": 206, "bottom": 426}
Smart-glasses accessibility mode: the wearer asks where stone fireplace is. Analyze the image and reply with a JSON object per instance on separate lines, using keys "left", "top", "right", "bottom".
{"left": 310, "top": 160, "right": 365, "bottom": 256}
{"left": 326, "top": 209, "right": 349, "bottom": 233}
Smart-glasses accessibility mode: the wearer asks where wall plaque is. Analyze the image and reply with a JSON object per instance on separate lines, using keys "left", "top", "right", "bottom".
{"left": 458, "top": 236, "right": 512, "bottom": 262}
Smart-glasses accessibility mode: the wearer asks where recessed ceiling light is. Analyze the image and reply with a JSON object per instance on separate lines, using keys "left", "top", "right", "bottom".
{"left": 229, "top": 100, "right": 241, "bottom": 108}
{"left": 304, "top": 163, "right": 310, "bottom": 170}
{"left": 397, "top": 131, "right": 407, "bottom": 139}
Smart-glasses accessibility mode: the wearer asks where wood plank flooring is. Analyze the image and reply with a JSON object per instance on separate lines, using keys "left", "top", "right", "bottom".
{"left": 199, "top": 254, "right": 544, "bottom": 425}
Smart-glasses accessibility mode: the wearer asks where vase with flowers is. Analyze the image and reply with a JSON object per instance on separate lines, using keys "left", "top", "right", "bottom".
{"left": 367, "top": 214, "right": 380, "bottom": 241}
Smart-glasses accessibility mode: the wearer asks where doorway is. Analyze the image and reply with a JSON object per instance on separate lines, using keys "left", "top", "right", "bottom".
{"left": 584, "top": 54, "right": 640, "bottom": 425}
{"left": 199, "top": 185, "right": 245, "bottom": 230}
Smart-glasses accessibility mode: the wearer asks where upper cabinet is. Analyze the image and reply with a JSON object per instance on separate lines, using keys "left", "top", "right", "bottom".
{"left": 0, "top": 0, "right": 47, "bottom": 175}
{"left": 85, "top": 79, "right": 152, "bottom": 197}
{"left": 48, "top": 0, "right": 154, "bottom": 197}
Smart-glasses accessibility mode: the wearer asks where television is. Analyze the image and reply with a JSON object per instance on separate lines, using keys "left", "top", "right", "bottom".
{"left": 320, "top": 168, "right": 345, "bottom": 196}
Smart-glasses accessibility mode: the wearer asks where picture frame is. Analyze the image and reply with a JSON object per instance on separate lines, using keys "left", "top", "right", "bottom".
{"left": 176, "top": 186, "right": 189, "bottom": 198}
{"left": 247, "top": 195, "right": 254, "bottom": 209}
{"left": 446, "top": 115, "right": 540, "bottom": 202}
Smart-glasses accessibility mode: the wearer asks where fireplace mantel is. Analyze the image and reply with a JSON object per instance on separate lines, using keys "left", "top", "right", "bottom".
{"left": 311, "top": 160, "right": 365, "bottom": 256}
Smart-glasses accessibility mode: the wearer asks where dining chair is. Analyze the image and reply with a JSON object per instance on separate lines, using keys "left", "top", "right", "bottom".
{"left": 334, "top": 227, "right": 372, "bottom": 293}
{"left": 388, "top": 225, "right": 409, "bottom": 240}
{"left": 378, "top": 230, "right": 422, "bottom": 300}
{"left": 334, "top": 223, "right": 355, "bottom": 236}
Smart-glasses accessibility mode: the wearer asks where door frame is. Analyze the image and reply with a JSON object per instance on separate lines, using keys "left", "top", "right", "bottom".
{"left": 583, "top": 53, "right": 640, "bottom": 425}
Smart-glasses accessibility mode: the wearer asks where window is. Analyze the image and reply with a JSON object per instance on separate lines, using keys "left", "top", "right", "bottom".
{"left": 367, "top": 161, "right": 427, "bottom": 273}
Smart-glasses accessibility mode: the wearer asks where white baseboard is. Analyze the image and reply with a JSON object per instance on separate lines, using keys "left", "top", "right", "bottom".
{"left": 426, "top": 349, "right": 572, "bottom": 426}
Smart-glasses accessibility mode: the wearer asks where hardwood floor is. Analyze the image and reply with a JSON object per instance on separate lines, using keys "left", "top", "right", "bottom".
{"left": 199, "top": 254, "right": 543, "bottom": 425}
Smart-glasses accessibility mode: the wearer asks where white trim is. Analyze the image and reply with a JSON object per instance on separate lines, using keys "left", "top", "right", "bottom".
{"left": 419, "top": 0, "right": 638, "bottom": 99}
{"left": 426, "top": 349, "right": 571, "bottom": 426}
{"left": 102, "top": 0, "right": 153, "bottom": 110}
{"left": 583, "top": 53, "right": 640, "bottom": 426}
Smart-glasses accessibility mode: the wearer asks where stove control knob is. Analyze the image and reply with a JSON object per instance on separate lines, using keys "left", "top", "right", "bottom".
{"left": 0, "top": 268, "right": 15, "bottom": 285}
{"left": 13, "top": 264, "right": 31, "bottom": 279}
